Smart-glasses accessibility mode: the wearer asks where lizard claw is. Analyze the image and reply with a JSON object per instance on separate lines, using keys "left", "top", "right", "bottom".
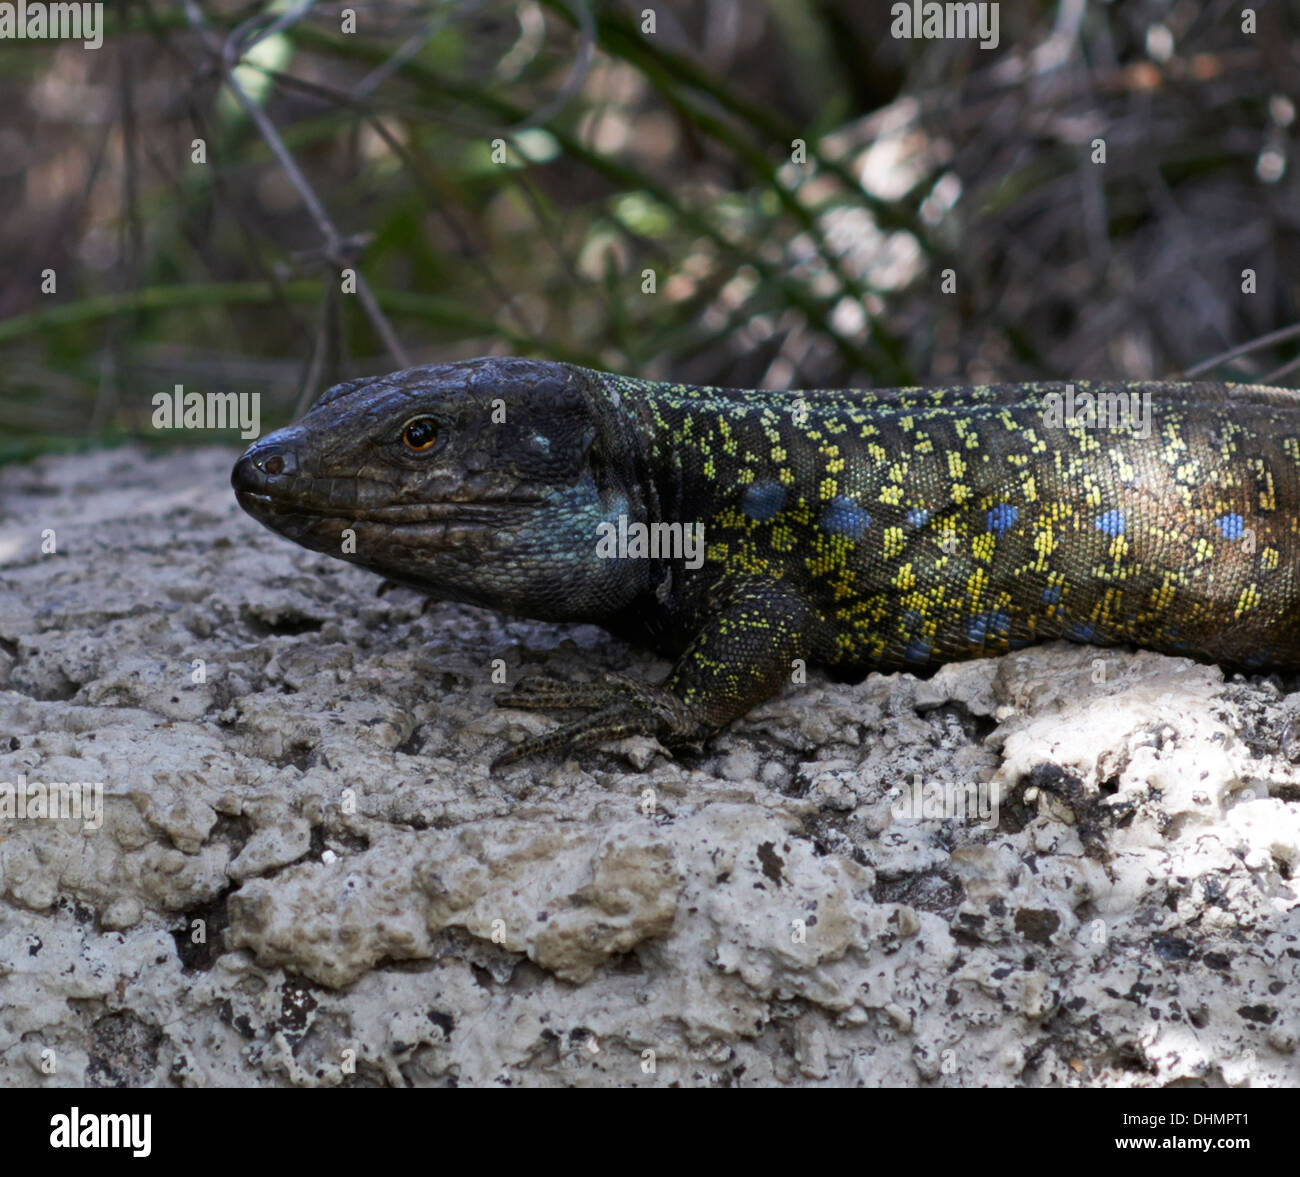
{"left": 491, "top": 709, "right": 649, "bottom": 770}
{"left": 491, "top": 674, "right": 696, "bottom": 770}
{"left": 494, "top": 673, "right": 631, "bottom": 711}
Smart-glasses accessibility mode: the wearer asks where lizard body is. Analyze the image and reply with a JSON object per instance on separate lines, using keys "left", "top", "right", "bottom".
{"left": 231, "top": 358, "right": 1300, "bottom": 766}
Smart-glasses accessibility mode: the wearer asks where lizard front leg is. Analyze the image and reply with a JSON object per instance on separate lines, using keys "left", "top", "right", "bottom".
{"left": 492, "top": 578, "right": 815, "bottom": 769}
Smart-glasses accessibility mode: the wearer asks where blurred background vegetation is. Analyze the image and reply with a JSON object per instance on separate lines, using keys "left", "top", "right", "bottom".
{"left": 2, "top": 0, "right": 1299, "bottom": 463}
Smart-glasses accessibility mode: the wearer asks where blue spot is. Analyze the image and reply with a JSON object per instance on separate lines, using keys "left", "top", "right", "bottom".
{"left": 1215, "top": 513, "right": 1244, "bottom": 540}
{"left": 906, "top": 508, "right": 930, "bottom": 528}
{"left": 820, "top": 497, "right": 871, "bottom": 540}
{"left": 1095, "top": 510, "right": 1125, "bottom": 537}
{"left": 905, "top": 638, "right": 932, "bottom": 664}
{"left": 967, "top": 610, "right": 1011, "bottom": 644}
{"left": 1065, "top": 622, "right": 1095, "bottom": 643}
{"left": 902, "top": 609, "right": 923, "bottom": 630}
{"left": 741, "top": 481, "right": 785, "bottom": 521}
{"left": 986, "top": 503, "right": 1018, "bottom": 534}
{"left": 1041, "top": 585, "right": 1062, "bottom": 605}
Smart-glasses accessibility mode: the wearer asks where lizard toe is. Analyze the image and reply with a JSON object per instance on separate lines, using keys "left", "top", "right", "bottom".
{"left": 491, "top": 708, "right": 647, "bottom": 770}
{"left": 492, "top": 686, "right": 698, "bottom": 770}
{"left": 494, "top": 674, "right": 631, "bottom": 711}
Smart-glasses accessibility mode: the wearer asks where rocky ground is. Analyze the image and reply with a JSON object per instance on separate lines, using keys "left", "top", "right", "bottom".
{"left": 1, "top": 444, "right": 1298, "bottom": 1087}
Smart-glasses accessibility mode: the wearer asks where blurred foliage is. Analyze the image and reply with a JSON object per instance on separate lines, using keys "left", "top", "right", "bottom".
{"left": 1, "top": 0, "right": 1300, "bottom": 460}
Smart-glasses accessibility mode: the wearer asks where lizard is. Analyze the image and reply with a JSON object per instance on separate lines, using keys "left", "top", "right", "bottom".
{"left": 230, "top": 356, "right": 1300, "bottom": 769}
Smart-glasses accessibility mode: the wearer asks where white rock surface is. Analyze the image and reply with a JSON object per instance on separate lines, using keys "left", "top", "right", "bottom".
{"left": 1, "top": 445, "right": 1298, "bottom": 1086}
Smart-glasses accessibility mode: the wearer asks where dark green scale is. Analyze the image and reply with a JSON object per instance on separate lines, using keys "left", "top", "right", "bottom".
{"left": 612, "top": 377, "right": 1300, "bottom": 674}
{"left": 232, "top": 360, "right": 1300, "bottom": 767}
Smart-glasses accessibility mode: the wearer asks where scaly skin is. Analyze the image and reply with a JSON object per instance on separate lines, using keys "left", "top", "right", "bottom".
{"left": 231, "top": 357, "right": 1300, "bottom": 768}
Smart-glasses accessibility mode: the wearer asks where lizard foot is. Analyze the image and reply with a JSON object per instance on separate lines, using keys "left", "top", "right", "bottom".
{"left": 376, "top": 579, "right": 438, "bottom": 614}
{"left": 491, "top": 673, "right": 698, "bottom": 770}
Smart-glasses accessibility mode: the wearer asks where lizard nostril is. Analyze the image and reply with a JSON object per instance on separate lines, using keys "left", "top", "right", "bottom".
{"left": 231, "top": 433, "right": 301, "bottom": 495}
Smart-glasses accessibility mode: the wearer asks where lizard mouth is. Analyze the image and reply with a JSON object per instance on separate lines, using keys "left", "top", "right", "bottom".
{"left": 234, "top": 487, "right": 537, "bottom": 525}
{"left": 232, "top": 484, "right": 515, "bottom": 571}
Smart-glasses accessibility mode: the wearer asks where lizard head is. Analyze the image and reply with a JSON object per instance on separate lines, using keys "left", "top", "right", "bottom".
{"left": 231, "top": 357, "right": 655, "bottom": 620}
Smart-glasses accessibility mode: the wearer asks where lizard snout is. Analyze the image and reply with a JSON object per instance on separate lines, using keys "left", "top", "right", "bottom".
{"left": 232, "top": 431, "right": 301, "bottom": 497}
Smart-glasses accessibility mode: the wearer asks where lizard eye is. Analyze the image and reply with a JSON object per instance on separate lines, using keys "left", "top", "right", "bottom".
{"left": 402, "top": 417, "right": 439, "bottom": 452}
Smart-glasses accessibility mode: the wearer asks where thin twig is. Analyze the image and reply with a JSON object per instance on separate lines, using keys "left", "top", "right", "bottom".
{"left": 223, "top": 0, "right": 315, "bottom": 65}
{"left": 1260, "top": 353, "right": 1300, "bottom": 386}
{"left": 1181, "top": 323, "right": 1300, "bottom": 378}
{"left": 353, "top": 2, "right": 477, "bottom": 100}
{"left": 184, "top": 0, "right": 410, "bottom": 367}
{"left": 294, "top": 291, "right": 331, "bottom": 419}
{"left": 512, "top": 0, "right": 594, "bottom": 129}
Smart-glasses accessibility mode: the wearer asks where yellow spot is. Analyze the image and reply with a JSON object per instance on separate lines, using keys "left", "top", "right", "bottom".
{"left": 1149, "top": 579, "right": 1176, "bottom": 611}
{"left": 1259, "top": 470, "right": 1276, "bottom": 512}
{"left": 1235, "top": 584, "right": 1261, "bottom": 617}
{"left": 883, "top": 526, "right": 905, "bottom": 558}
